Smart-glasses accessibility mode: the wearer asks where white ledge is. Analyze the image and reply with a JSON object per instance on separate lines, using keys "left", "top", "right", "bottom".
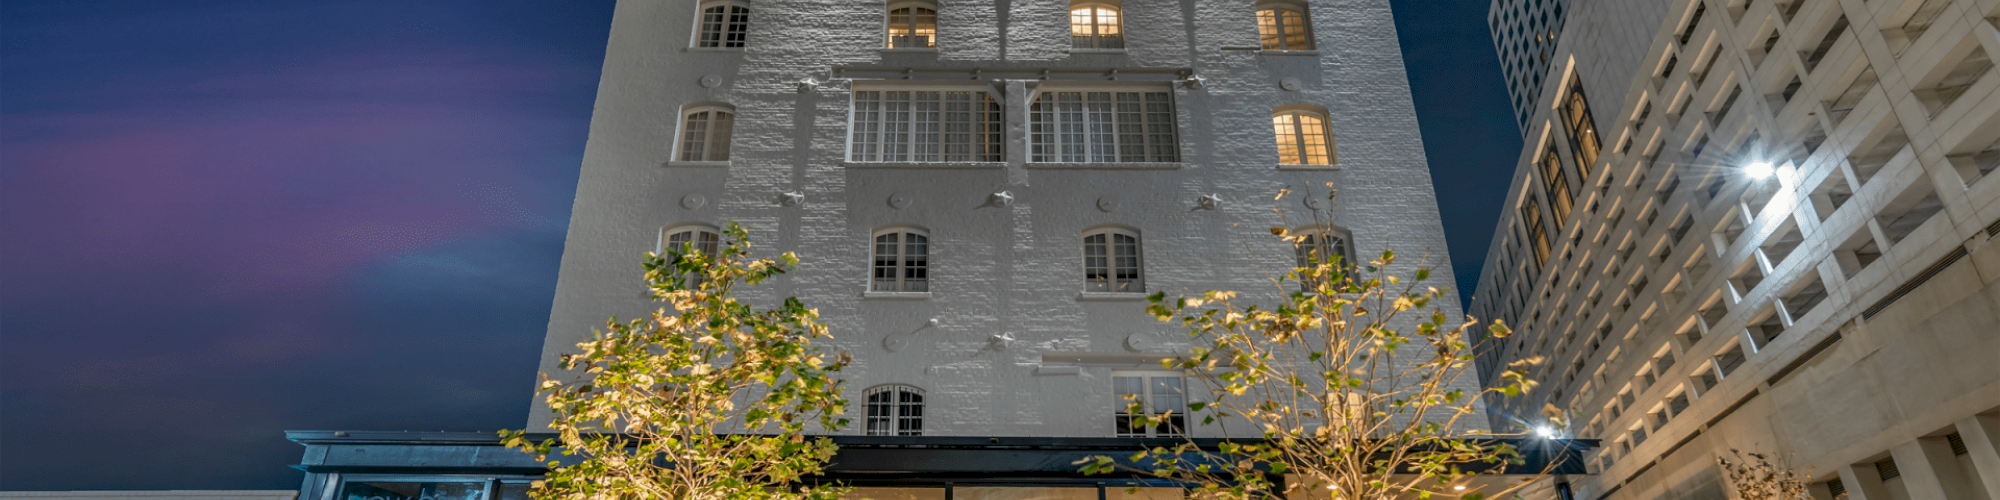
{"left": 663, "top": 160, "right": 731, "bottom": 168}
{"left": 1026, "top": 162, "right": 1184, "bottom": 170}
{"left": 1276, "top": 163, "right": 1343, "bottom": 171}
{"left": 1032, "top": 365, "right": 1083, "bottom": 376}
{"left": 862, "top": 291, "right": 932, "bottom": 300}
{"left": 1067, "top": 48, "right": 1128, "bottom": 54}
{"left": 1077, "top": 292, "right": 1149, "bottom": 301}
{"left": 842, "top": 161, "right": 1006, "bottom": 169}
{"left": 1258, "top": 50, "right": 1321, "bottom": 56}
{"left": 684, "top": 47, "right": 744, "bottom": 53}
{"left": 878, "top": 48, "right": 939, "bottom": 53}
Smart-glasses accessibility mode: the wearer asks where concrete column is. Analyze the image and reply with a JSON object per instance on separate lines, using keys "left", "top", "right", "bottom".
{"left": 1958, "top": 414, "right": 2000, "bottom": 500}
{"left": 1840, "top": 463, "right": 1892, "bottom": 500}
{"left": 1888, "top": 439, "right": 1952, "bottom": 500}
{"left": 1902, "top": 435, "right": 1990, "bottom": 500}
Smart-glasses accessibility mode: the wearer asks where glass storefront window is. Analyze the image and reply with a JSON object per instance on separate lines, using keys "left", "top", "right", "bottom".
{"left": 340, "top": 481, "right": 485, "bottom": 500}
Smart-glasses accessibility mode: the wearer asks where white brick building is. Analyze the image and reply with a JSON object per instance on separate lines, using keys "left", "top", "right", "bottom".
{"left": 1466, "top": 0, "right": 2000, "bottom": 498}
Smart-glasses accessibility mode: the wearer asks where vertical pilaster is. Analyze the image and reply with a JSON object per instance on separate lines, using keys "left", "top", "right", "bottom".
{"left": 1840, "top": 463, "right": 1891, "bottom": 500}
{"left": 1888, "top": 439, "right": 1952, "bottom": 500}
{"left": 1958, "top": 414, "right": 2000, "bottom": 500}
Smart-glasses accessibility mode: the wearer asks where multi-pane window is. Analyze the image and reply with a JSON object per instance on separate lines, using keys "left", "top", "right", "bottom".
{"left": 1030, "top": 91, "right": 1179, "bottom": 163}
{"left": 1083, "top": 229, "right": 1143, "bottom": 292}
{"left": 1538, "top": 142, "right": 1573, "bottom": 226}
{"left": 1560, "top": 75, "right": 1602, "bottom": 176}
{"left": 1069, "top": 3, "right": 1124, "bottom": 49}
{"left": 1522, "top": 199, "right": 1551, "bottom": 268}
{"left": 850, "top": 90, "right": 1004, "bottom": 162}
{"left": 1294, "top": 231, "right": 1353, "bottom": 287}
{"left": 694, "top": 2, "right": 750, "bottom": 48}
{"left": 662, "top": 226, "right": 722, "bottom": 287}
{"left": 872, "top": 230, "right": 930, "bottom": 292}
{"left": 1273, "top": 109, "right": 1335, "bottom": 165}
{"left": 678, "top": 108, "right": 736, "bottom": 162}
{"left": 1113, "top": 372, "right": 1184, "bottom": 437}
{"left": 1255, "top": 4, "right": 1314, "bottom": 50}
{"left": 886, "top": 4, "right": 937, "bottom": 48}
{"left": 864, "top": 385, "right": 924, "bottom": 436}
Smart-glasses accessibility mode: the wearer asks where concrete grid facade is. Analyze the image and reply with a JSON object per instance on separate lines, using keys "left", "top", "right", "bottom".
{"left": 1467, "top": 0, "right": 2000, "bottom": 498}
{"left": 1490, "top": 0, "right": 1574, "bottom": 132}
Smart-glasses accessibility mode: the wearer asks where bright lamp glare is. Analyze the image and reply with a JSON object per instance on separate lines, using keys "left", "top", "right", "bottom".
{"left": 1534, "top": 426, "right": 1557, "bottom": 438}
{"left": 1454, "top": 485, "right": 1468, "bottom": 491}
{"left": 1746, "top": 161, "right": 1775, "bottom": 179}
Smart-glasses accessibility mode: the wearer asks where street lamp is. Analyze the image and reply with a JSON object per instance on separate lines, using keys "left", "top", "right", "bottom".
{"left": 1745, "top": 161, "right": 1775, "bottom": 179}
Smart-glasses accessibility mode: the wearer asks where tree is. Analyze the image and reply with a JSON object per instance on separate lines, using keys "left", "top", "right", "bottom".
{"left": 502, "top": 222, "right": 853, "bottom": 500}
{"left": 1079, "top": 187, "right": 1560, "bottom": 499}
{"left": 1717, "top": 449, "right": 1822, "bottom": 500}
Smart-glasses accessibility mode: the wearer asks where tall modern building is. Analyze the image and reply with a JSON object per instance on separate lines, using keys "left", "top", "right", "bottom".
{"left": 1466, "top": 0, "right": 2000, "bottom": 498}
{"left": 1489, "top": 0, "right": 1573, "bottom": 133}
{"left": 284, "top": 0, "right": 1594, "bottom": 498}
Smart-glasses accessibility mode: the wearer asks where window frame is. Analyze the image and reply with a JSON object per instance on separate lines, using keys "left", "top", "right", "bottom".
{"left": 846, "top": 86, "right": 1006, "bottom": 163}
{"left": 870, "top": 226, "right": 932, "bottom": 293}
{"left": 1559, "top": 74, "right": 1603, "bottom": 177}
{"left": 1082, "top": 226, "right": 1145, "bottom": 293}
{"left": 863, "top": 384, "right": 925, "bottom": 436}
{"left": 660, "top": 224, "right": 722, "bottom": 288}
{"left": 1537, "top": 138, "right": 1574, "bottom": 226}
{"left": 1111, "top": 371, "right": 1186, "bottom": 437}
{"left": 1292, "top": 226, "right": 1355, "bottom": 285}
{"left": 1253, "top": 0, "right": 1315, "bottom": 51}
{"left": 675, "top": 104, "right": 737, "bottom": 163}
{"left": 1068, "top": 1, "right": 1125, "bottom": 50}
{"left": 691, "top": 0, "right": 752, "bottom": 49}
{"left": 884, "top": 0, "right": 939, "bottom": 49}
{"left": 1273, "top": 105, "right": 1336, "bottom": 166}
{"left": 1027, "top": 85, "right": 1181, "bottom": 164}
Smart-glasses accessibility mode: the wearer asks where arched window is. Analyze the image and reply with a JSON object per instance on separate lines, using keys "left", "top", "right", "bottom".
{"left": 661, "top": 224, "right": 722, "bottom": 287}
{"left": 1255, "top": 1, "right": 1314, "bottom": 50}
{"left": 678, "top": 105, "right": 735, "bottom": 162}
{"left": 1272, "top": 106, "right": 1335, "bottom": 165}
{"left": 1069, "top": 2, "right": 1123, "bottom": 49}
{"left": 886, "top": 2, "right": 938, "bottom": 48}
{"left": 865, "top": 384, "right": 924, "bottom": 436}
{"left": 872, "top": 228, "right": 930, "bottom": 292}
{"left": 694, "top": 1, "right": 750, "bottom": 48}
{"left": 1083, "top": 228, "right": 1143, "bottom": 292}
{"left": 1293, "top": 228, "right": 1354, "bottom": 286}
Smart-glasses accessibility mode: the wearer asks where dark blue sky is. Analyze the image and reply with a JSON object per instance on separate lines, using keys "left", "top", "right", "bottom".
{"left": 0, "top": 0, "right": 1519, "bottom": 490}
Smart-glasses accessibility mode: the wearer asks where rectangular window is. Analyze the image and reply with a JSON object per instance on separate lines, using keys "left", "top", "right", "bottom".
{"left": 1030, "top": 91, "right": 1179, "bottom": 162}
{"left": 1113, "top": 372, "right": 1185, "bottom": 437}
{"left": 1084, "top": 231, "right": 1144, "bottom": 292}
{"left": 850, "top": 90, "right": 1004, "bottom": 162}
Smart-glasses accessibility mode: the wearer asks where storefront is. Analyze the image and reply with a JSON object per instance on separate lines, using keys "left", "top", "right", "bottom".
{"left": 289, "top": 431, "right": 1593, "bottom": 500}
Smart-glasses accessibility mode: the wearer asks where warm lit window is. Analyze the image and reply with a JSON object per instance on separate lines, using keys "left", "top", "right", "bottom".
{"left": 864, "top": 384, "right": 924, "bottom": 436}
{"left": 677, "top": 105, "right": 736, "bottom": 162}
{"left": 1273, "top": 107, "right": 1335, "bottom": 165}
{"left": 694, "top": 1, "right": 750, "bottom": 48}
{"left": 886, "top": 2, "right": 937, "bottom": 48}
{"left": 1070, "top": 2, "right": 1124, "bottom": 49}
{"left": 1538, "top": 140, "right": 1573, "bottom": 226}
{"left": 1113, "top": 372, "right": 1184, "bottom": 437}
{"left": 1255, "top": 2, "right": 1314, "bottom": 50}
{"left": 1030, "top": 90, "right": 1178, "bottom": 163}
{"left": 1083, "top": 228, "right": 1143, "bottom": 292}
{"left": 1521, "top": 198, "right": 1550, "bottom": 269}
{"left": 871, "top": 228, "right": 930, "bottom": 292}
{"left": 1560, "top": 75, "right": 1602, "bottom": 176}
{"left": 849, "top": 89, "right": 1004, "bottom": 162}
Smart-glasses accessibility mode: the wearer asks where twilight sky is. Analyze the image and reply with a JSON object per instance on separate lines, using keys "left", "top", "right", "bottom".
{"left": 0, "top": 0, "right": 1520, "bottom": 490}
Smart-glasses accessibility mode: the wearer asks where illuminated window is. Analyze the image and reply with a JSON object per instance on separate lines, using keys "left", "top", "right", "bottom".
{"left": 1255, "top": 2, "right": 1314, "bottom": 50}
{"left": 1538, "top": 140, "right": 1573, "bottom": 226}
{"left": 677, "top": 105, "right": 736, "bottom": 162}
{"left": 694, "top": 1, "right": 750, "bottom": 48}
{"left": 864, "top": 385, "right": 924, "bottom": 436}
{"left": 1521, "top": 198, "right": 1551, "bottom": 269}
{"left": 1560, "top": 75, "right": 1602, "bottom": 176}
{"left": 1070, "top": 2, "right": 1123, "bottom": 49}
{"left": 1273, "top": 107, "right": 1335, "bottom": 165}
{"left": 871, "top": 228, "right": 930, "bottom": 292}
{"left": 1083, "top": 228, "right": 1143, "bottom": 292}
{"left": 886, "top": 2, "right": 937, "bottom": 48}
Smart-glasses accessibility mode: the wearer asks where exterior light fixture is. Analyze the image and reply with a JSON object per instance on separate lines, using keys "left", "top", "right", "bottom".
{"left": 1454, "top": 485, "right": 1468, "bottom": 491}
{"left": 1745, "top": 161, "right": 1775, "bottom": 179}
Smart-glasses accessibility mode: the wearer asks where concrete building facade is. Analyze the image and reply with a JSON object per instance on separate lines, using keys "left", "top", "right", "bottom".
{"left": 1466, "top": 0, "right": 2000, "bottom": 498}
{"left": 1490, "top": 0, "right": 1575, "bottom": 132}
